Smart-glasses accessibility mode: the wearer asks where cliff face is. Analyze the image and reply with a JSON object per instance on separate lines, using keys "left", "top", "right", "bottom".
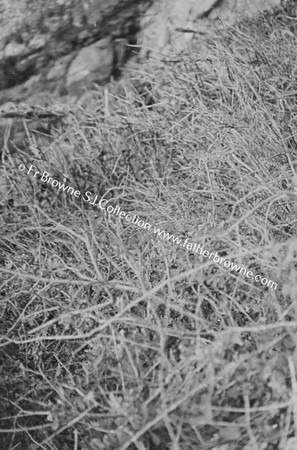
{"left": 0, "top": 0, "right": 152, "bottom": 102}
{"left": 138, "top": 0, "right": 282, "bottom": 58}
{"left": 0, "top": 0, "right": 283, "bottom": 105}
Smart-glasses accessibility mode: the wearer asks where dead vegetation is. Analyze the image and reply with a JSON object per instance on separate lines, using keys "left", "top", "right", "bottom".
{"left": 1, "top": 1, "right": 297, "bottom": 449}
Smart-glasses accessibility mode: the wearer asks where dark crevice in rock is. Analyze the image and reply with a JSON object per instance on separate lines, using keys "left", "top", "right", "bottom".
{"left": 0, "top": 0, "right": 153, "bottom": 101}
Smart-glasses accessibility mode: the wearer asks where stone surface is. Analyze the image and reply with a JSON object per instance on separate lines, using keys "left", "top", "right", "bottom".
{"left": 66, "top": 38, "right": 114, "bottom": 93}
{"left": 28, "top": 35, "right": 46, "bottom": 52}
{"left": 138, "top": 0, "right": 283, "bottom": 57}
{"left": 46, "top": 55, "right": 73, "bottom": 82}
{"left": 0, "top": 0, "right": 285, "bottom": 104}
{"left": 4, "top": 41, "right": 27, "bottom": 58}
{"left": 138, "top": 0, "right": 218, "bottom": 57}
{"left": 0, "top": 0, "right": 152, "bottom": 93}
{"left": 208, "top": 0, "right": 282, "bottom": 23}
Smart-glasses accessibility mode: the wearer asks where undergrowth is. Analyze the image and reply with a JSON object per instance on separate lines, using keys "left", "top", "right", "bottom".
{"left": 1, "top": 1, "right": 297, "bottom": 449}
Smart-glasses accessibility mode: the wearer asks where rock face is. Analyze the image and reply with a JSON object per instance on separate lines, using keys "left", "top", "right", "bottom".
{"left": 66, "top": 38, "right": 114, "bottom": 93}
{"left": 208, "top": 0, "right": 282, "bottom": 23}
{"left": 0, "top": 0, "right": 291, "bottom": 178}
{"left": 138, "top": 0, "right": 222, "bottom": 58}
{"left": 0, "top": 0, "right": 285, "bottom": 104}
{"left": 138, "top": 0, "right": 282, "bottom": 57}
{"left": 0, "top": 0, "right": 152, "bottom": 102}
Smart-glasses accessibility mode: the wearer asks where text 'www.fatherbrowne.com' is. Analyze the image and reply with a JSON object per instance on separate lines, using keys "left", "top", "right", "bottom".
{"left": 151, "top": 228, "right": 277, "bottom": 290}
{"left": 94, "top": 197, "right": 277, "bottom": 291}
{"left": 19, "top": 163, "right": 277, "bottom": 290}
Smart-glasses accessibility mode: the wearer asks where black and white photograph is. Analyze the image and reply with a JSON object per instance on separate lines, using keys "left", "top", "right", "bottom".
{"left": 1, "top": 0, "right": 297, "bottom": 449}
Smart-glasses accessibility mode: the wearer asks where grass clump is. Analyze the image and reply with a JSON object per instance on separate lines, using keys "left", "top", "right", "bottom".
{"left": 1, "top": 1, "right": 297, "bottom": 449}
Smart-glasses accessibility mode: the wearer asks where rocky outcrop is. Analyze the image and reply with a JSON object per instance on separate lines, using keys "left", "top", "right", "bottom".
{"left": 208, "top": 0, "right": 282, "bottom": 23}
{"left": 0, "top": 0, "right": 293, "bottom": 193}
{"left": 0, "top": 0, "right": 154, "bottom": 161}
{"left": 138, "top": 0, "right": 282, "bottom": 57}
{"left": 65, "top": 38, "right": 114, "bottom": 94}
{"left": 0, "top": 0, "right": 284, "bottom": 104}
{"left": 138, "top": 0, "right": 219, "bottom": 56}
{"left": 0, "top": 0, "right": 152, "bottom": 102}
